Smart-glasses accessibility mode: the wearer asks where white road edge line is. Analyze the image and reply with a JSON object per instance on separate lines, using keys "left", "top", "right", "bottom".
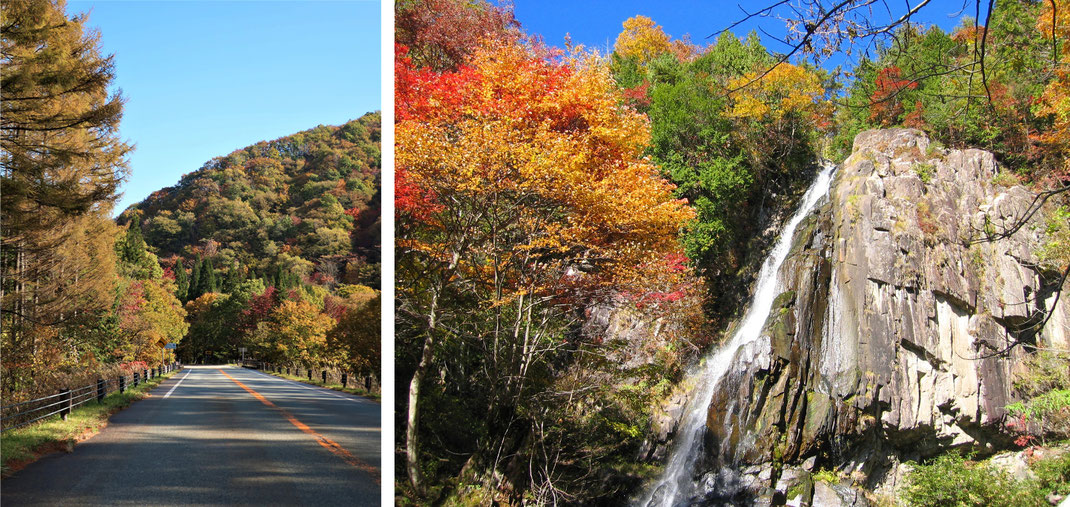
{"left": 162, "top": 369, "right": 192, "bottom": 398}
{"left": 245, "top": 368, "right": 369, "bottom": 404}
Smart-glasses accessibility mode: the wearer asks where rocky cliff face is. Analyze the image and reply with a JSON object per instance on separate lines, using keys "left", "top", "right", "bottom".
{"left": 652, "top": 129, "right": 1068, "bottom": 503}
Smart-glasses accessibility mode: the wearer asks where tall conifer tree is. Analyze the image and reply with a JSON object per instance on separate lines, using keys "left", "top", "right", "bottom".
{"left": 201, "top": 258, "right": 217, "bottom": 294}
{"left": 189, "top": 256, "right": 202, "bottom": 300}
{"left": 1, "top": 0, "right": 131, "bottom": 383}
{"left": 174, "top": 260, "right": 189, "bottom": 301}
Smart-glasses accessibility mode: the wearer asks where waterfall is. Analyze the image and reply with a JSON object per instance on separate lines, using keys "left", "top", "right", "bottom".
{"left": 639, "top": 161, "right": 837, "bottom": 506}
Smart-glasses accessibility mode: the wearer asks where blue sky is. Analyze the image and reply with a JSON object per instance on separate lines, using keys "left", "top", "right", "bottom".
{"left": 67, "top": 0, "right": 381, "bottom": 213}
{"left": 515, "top": 1, "right": 982, "bottom": 69}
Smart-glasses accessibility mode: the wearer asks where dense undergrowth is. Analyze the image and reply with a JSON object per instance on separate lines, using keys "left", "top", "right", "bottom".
{"left": 902, "top": 449, "right": 1070, "bottom": 506}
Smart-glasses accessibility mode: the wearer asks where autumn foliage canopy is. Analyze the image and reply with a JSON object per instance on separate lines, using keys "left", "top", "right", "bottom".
{"left": 396, "top": 40, "right": 694, "bottom": 304}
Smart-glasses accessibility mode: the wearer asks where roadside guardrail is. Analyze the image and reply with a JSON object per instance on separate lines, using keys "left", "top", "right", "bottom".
{"left": 240, "top": 360, "right": 378, "bottom": 393}
{"left": 1, "top": 362, "right": 182, "bottom": 432}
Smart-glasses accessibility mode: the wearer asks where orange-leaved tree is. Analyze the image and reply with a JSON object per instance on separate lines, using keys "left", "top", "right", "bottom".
{"left": 396, "top": 39, "right": 694, "bottom": 494}
{"left": 1034, "top": 0, "right": 1070, "bottom": 182}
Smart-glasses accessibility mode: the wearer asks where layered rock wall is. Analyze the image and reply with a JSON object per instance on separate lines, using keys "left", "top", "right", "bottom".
{"left": 670, "top": 129, "right": 1068, "bottom": 501}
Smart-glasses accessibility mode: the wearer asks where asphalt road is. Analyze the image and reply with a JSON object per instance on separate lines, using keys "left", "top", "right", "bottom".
{"left": 1, "top": 365, "right": 380, "bottom": 506}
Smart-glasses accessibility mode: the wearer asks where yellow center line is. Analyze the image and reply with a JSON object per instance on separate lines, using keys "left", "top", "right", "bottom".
{"left": 217, "top": 369, "right": 379, "bottom": 483}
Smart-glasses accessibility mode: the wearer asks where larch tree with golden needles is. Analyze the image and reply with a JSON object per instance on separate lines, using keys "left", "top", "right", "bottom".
{"left": 396, "top": 39, "right": 693, "bottom": 495}
{"left": 1, "top": 0, "right": 130, "bottom": 392}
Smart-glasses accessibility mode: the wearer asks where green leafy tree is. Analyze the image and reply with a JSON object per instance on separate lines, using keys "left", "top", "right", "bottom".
{"left": 179, "top": 293, "right": 229, "bottom": 363}
{"left": 613, "top": 27, "right": 823, "bottom": 321}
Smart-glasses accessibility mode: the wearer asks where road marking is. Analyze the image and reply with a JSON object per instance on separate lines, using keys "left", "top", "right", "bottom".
{"left": 162, "top": 369, "right": 192, "bottom": 399}
{"left": 246, "top": 369, "right": 370, "bottom": 404}
{"left": 217, "top": 369, "right": 379, "bottom": 483}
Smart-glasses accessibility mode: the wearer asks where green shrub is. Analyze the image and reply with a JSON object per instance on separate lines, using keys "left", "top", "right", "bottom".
{"left": 1007, "top": 390, "right": 1070, "bottom": 422}
{"left": 914, "top": 162, "right": 935, "bottom": 184}
{"left": 1010, "top": 352, "right": 1070, "bottom": 439}
{"left": 1033, "top": 451, "right": 1070, "bottom": 497}
{"left": 901, "top": 452, "right": 1045, "bottom": 506}
{"left": 813, "top": 468, "right": 839, "bottom": 484}
{"left": 1037, "top": 206, "right": 1070, "bottom": 273}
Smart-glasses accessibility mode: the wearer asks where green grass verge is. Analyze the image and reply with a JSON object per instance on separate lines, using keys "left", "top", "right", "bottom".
{"left": 1, "top": 369, "right": 179, "bottom": 476}
{"left": 255, "top": 368, "right": 380, "bottom": 401}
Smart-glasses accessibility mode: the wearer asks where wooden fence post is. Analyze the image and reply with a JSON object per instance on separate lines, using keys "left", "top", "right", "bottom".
{"left": 60, "top": 389, "right": 71, "bottom": 421}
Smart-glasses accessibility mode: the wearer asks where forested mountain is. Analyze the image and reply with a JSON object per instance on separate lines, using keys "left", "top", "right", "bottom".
{"left": 122, "top": 112, "right": 381, "bottom": 291}
{"left": 118, "top": 113, "right": 382, "bottom": 371}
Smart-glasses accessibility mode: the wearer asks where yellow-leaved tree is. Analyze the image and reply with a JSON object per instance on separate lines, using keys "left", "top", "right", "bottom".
{"left": 613, "top": 15, "right": 672, "bottom": 65}
{"left": 252, "top": 299, "right": 333, "bottom": 368}
{"left": 726, "top": 62, "right": 828, "bottom": 175}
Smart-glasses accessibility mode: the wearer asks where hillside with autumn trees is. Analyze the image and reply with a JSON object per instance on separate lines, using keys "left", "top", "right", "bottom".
{"left": 121, "top": 113, "right": 382, "bottom": 374}
{"left": 396, "top": 0, "right": 1068, "bottom": 505}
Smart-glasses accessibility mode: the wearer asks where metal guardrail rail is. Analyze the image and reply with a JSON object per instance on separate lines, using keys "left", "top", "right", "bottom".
{"left": 0, "top": 362, "right": 182, "bottom": 433}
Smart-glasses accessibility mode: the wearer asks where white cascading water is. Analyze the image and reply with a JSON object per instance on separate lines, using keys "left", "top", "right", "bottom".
{"left": 639, "top": 161, "right": 837, "bottom": 506}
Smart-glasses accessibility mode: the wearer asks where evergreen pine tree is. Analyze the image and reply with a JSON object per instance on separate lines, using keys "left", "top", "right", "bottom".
{"left": 120, "top": 215, "right": 146, "bottom": 265}
{"left": 275, "top": 265, "right": 286, "bottom": 290}
{"left": 202, "top": 258, "right": 217, "bottom": 294}
{"left": 189, "top": 256, "right": 202, "bottom": 300}
{"left": 175, "top": 260, "right": 189, "bottom": 301}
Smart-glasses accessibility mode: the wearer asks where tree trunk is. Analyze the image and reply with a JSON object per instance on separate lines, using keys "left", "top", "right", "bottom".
{"left": 406, "top": 290, "right": 439, "bottom": 494}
